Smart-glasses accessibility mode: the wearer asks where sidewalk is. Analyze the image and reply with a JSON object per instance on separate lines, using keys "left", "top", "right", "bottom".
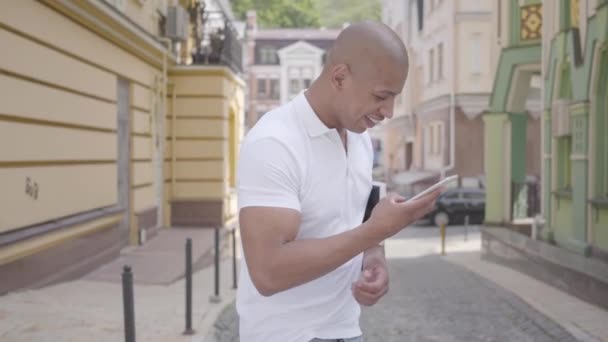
{"left": 445, "top": 251, "right": 608, "bottom": 342}
{"left": 0, "top": 227, "right": 239, "bottom": 342}
{"left": 85, "top": 227, "right": 228, "bottom": 285}
{"left": 387, "top": 226, "right": 608, "bottom": 341}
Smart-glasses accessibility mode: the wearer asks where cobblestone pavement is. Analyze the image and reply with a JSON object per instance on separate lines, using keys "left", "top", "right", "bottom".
{"left": 209, "top": 227, "right": 578, "bottom": 342}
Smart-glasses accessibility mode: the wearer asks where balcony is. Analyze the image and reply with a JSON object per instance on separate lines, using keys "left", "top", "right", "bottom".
{"left": 186, "top": 2, "right": 243, "bottom": 74}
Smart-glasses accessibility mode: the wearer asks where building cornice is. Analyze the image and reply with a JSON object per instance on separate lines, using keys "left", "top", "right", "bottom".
{"left": 455, "top": 11, "right": 493, "bottom": 22}
{"left": 40, "top": 0, "right": 177, "bottom": 68}
{"left": 170, "top": 66, "right": 245, "bottom": 87}
{"left": 416, "top": 93, "right": 492, "bottom": 119}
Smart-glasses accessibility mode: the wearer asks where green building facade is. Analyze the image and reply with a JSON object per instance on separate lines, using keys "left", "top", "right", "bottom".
{"left": 484, "top": 0, "right": 608, "bottom": 257}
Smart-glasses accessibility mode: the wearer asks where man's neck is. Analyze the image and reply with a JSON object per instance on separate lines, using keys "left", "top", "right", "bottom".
{"left": 304, "top": 84, "right": 340, "bottom": 131}
{"left": 305, "top": 83, "right": 348, "bottom": 152}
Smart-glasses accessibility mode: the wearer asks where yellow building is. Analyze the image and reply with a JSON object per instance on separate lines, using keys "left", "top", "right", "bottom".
{"left": 0, "top": 0, "right": 244, "bottom": 294}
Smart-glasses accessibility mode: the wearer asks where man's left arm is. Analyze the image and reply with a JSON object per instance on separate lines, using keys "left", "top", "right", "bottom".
{"left": 352, "top": 244, "right": 389, "bottom": 306}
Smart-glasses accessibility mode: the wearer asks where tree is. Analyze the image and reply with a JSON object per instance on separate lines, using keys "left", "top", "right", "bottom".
{"left": 314, "top": 0, "right": 381, "bottom": 28}
{"left": 231, "top": 0, "right": 320, "bottom": 28}
{"left": 230, "top": 0, "right": 380, "bottom": 29}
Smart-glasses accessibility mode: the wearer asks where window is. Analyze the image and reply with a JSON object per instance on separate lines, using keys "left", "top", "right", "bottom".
{"left": 429, "top": 48, "right": 434, "bottom": 83}
{"left": 436, "top": 122, "right": 443, "bottom": 155}
{"left": 416, "top": 0, "right": 424, "bottom": 31}
{"left": 270, "top": 79, "right": 279, "bottom": 100}
{"left": 471, "top": 33, "right": 481, "bottom": 75}
{"left": 257, "top": 79, "right": 267, "bottom": 97}
{"left": 424, "top": 126, "right": 433, "bottom": 156}
{"left": 287, "top": 67, "right": 313, "bottom": 98}
{"left": 289, "top": 79, "right": 300, "bottom": 94}
{"left": 259, "top": 46, "right": 277, "bottom": 64}
{"left": 556, "top": 64, "right": 573, "bottom": 193}
{"left": 429, "top": 125, "right": 435, "bottom": 155}
{"left": 437, "top": 43, "right": 444, "bottom": 80}
{"left": 557, "top": 136, "right": 572, "bottom": 190}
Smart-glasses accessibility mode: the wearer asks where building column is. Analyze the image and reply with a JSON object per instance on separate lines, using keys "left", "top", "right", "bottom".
{"left": 483, "top": 113, "right": 511, "bottom": 224}
{"left": 570, "top": 101, "right": 591, "bottom": 255}
{"left": 483, "top": 112, "right": 528, "bottom": 224}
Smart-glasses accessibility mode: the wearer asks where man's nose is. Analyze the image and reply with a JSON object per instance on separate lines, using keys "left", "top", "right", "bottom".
{"left": 381, "top": 99, "right": 395, "bottom": 119}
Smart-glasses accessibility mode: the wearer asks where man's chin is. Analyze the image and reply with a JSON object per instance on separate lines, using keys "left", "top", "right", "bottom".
{"left": 348, "top": 126, "right": 368, "bottom": 134}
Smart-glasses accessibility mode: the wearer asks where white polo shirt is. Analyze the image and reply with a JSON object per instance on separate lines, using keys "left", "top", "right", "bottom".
{"left": 236, "top": 92, "right": 374, "bottom": 342}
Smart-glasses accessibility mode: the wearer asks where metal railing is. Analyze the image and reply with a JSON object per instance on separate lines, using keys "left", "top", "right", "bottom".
{"left": 511, "top": 180, "right": 541, "bottom": 220}
{"left": 188, "top": 3, "right": 243, "bottom": 74}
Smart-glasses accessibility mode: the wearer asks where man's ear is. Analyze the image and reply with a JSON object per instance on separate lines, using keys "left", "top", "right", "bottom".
{"left": 330, "top": 64, "right": 349, "bottom": 90}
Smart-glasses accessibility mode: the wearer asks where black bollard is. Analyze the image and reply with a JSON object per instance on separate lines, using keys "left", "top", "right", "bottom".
{"left": 184, "top": 238, "right": 195, "bottom": 335}
{"left": 209, "top": 226, "right": 221, "bottom": 303}
{"left": 465, "top": 215, "right": 469, "bottom": 241}
{"left": 232, "top": 228, "right": 237, "bottom": 289}
{"left": 122, "top": 265, "right": 136, "bottom": 342}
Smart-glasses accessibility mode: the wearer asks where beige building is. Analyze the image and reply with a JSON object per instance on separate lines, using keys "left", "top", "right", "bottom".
{"left": 379, "top": 0, "right": 539, "bottom": 194}
{"left": 0, "top": 0, "right": 244, "bottom": 294}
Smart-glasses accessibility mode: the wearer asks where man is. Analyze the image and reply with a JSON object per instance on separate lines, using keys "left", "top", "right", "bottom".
{"left": 236, "top": 21, "right": 441, "bottom": 342}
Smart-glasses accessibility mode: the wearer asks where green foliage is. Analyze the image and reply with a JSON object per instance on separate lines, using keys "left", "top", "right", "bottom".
{"left": 314, "top": 0, "right": 381, "bottom": 28}
{"left": 231, "top": 0, "right": 319, "bottom": 28}
{"left": 230, "top": 0, "right": 381, "bottom": 28}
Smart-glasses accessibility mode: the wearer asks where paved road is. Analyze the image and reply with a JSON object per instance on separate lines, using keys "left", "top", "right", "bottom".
{"left": 209, "top": 226, "right": 577, "bottom": 342}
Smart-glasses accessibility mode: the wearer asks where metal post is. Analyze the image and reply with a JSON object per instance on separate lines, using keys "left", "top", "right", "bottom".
{"left": 122, "top": 265, "right": 136, "bottom": 342}
{"left": 232, "top": 228, "right": 237, "bottom": 289}
{"left": 209, "top": 227, "right": 221, "bottom": 303}
{"left": 464, "top": 215, "right": 469, "bottom": 241}
{"left": 440, "top": 224, "right": 446, "bottom": 256}
{"left": 184, "top": 238, "right": 195, "bottom": 335}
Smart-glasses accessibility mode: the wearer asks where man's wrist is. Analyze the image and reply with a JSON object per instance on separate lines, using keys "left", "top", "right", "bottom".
{"left": 364, "top": 243, "right": 386, "bottom": 258}
{"left": 359, "top": 220, "right": 386, "bottom": 248}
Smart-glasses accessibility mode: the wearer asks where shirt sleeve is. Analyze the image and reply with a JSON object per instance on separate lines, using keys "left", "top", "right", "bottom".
{"left": 237, "top": 137, "right": 301, "bottom": 211}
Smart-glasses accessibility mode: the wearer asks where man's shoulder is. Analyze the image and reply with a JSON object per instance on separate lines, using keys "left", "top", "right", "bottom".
{"left": 244, "top": 105, "right": 305, "bottom": 148}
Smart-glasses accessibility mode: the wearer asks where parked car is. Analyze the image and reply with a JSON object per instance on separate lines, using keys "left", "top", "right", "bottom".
{"left": 422, "top": 187, "right": 486, "bottom": 226}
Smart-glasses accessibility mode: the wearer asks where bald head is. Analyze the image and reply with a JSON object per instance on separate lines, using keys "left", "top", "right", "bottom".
{"left": 306, "top": 21, "right": 409, "bottom": 134}
{"left": 326, "top": 21, "right": 408, "bottom": 78}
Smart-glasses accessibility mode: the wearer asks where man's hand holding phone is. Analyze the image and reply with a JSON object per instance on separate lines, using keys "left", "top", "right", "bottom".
{"left": 364, "top": 175, "right": 458, "bottom": 240}
{"left": 365, "top": 188, "right": 443, "bottom": 240}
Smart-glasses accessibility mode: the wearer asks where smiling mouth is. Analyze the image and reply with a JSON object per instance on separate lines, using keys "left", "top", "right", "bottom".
{"left": 365, "top": 115, "right": 381, "bottom": 126}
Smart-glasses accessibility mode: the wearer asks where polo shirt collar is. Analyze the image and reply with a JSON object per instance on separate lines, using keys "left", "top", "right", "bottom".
{"left": 294, "top": 91, "right": 333, "bottom": 138}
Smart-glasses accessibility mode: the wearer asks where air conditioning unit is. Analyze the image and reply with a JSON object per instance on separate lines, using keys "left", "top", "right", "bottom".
{"left": 552, "top": 99, "right": 571, "bottom": 137}
{"left": 166, "top": 5, "right": 188, "bottom": 41}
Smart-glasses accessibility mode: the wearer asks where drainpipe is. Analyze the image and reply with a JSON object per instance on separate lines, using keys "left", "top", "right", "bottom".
{"left": 171, "top": 82, "right": 177, "bottom": 203}
{"left": 440, "top": 3, "right": 456, "bottom": 181}
{"left": 157, "top": 37, "right": 172, "bottom": 228}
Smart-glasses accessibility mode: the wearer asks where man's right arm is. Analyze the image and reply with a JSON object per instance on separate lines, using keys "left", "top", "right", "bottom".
{"left": 240, "top": 192, "right": 439, "bottom": 296}
{"left": 240, "top": 206, "right": 379, "bottom": 296}
{"left": 237, "top": 137, "right": 439, "bottom": 296}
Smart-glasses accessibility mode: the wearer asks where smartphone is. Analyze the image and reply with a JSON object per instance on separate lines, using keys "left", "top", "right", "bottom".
{"left": 406, "top": 175, "right": 458, "bottom": 202}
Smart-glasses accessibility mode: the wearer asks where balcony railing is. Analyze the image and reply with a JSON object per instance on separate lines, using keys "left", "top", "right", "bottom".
{"left": 187, "top": 2, "right": 243, "bottom": 74}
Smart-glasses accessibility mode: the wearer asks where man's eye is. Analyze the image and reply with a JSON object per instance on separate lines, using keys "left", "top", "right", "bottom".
{"left": 374, "top": 95, "right": 387, "bottom": 101}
